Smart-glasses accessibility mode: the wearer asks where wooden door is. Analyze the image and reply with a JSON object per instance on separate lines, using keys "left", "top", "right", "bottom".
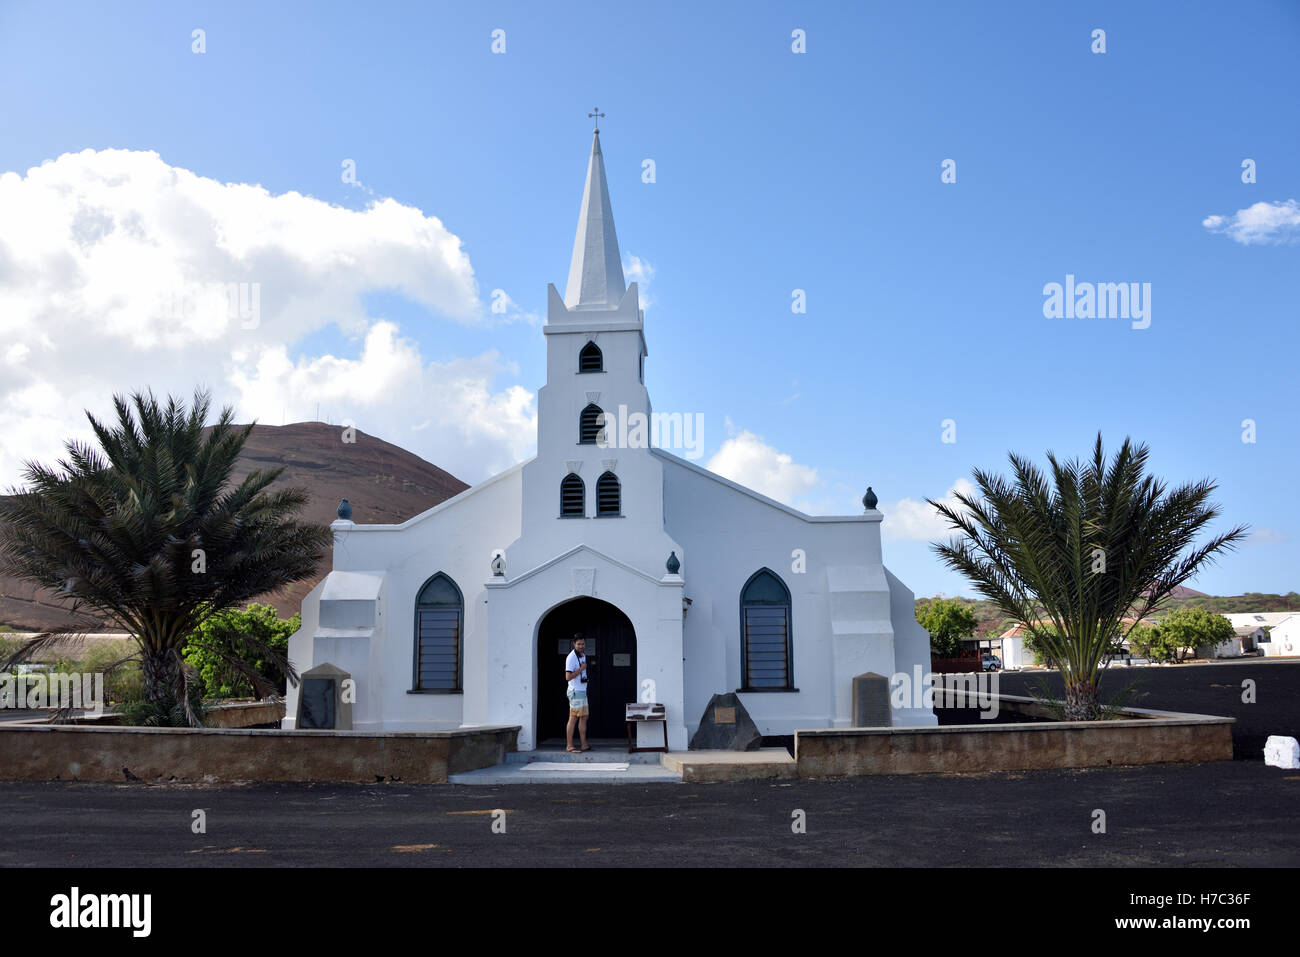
{"left": 536, "top": 598, "right": 637, "bottom": 743}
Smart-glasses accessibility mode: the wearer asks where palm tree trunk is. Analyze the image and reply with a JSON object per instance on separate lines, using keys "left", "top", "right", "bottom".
{"left": 1063, "top": 678, "right": 1100, "bottom": 721}
{"left": 140, "top": 643, "right": 178, "bottom": 705}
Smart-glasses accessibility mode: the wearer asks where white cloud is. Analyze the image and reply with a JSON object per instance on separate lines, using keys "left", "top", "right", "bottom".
{"left": 1245, "top": 527, "right": 1287, "bottom": 546}
{"left": 881, "top": 478, "right": 977, "bottom": 542}
{"left": 0, "top": 148, "right": 537, "bottom": 487}
{"left": 229, "top": 323, "right": 535, "bottom": 481}
{"left": 706, "top": 429, "right": 820, "bottom": 507}
{"left": 1202, "top": 199, "right": 1300, "bottom": 245}
{"left": 486, "top": 288, "right": 541, "bottom": 326}
{"left": 624, "top": 254, "right": 654, "bottom": 309}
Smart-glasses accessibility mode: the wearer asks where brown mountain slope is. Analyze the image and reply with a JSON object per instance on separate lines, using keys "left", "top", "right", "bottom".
{"left": 0, "top": 421, "right": 469, "bottom": 631}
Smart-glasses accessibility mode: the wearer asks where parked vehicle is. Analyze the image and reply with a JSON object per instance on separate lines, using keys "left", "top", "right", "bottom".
{"left": 981, "top": 654, "right": 1001, "bottom": 672}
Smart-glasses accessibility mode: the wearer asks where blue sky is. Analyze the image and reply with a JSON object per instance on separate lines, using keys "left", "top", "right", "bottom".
{"left": 0, "top": 0, "right": 1297, "bottom": 598}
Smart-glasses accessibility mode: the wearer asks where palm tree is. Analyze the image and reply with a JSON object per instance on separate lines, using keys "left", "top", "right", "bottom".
{"left": 928, "top": 434, "right": 1245, "bottom": 720}
{"left": 0, "top": 390, "right": 332, "bottom": 725}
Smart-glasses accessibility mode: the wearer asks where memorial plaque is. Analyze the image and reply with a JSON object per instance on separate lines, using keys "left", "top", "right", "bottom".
{"left": 300, "top": 678, "right": 337, "bottom": 729}
{"left": 851, "top": 671, "right": 893, "bottom": 727}
{"left": 690, "top": 692, "right": 761, "bottom": 751}
{"left": 295, "top": 662, "right": 353, "bottom": 730}
{"left": 612, "top": 653, "right": 630, "bottom": 667}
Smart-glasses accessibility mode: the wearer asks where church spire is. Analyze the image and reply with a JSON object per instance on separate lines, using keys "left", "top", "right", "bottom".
{"left": 564, "top": 115, "right": 626, "bottom": 309}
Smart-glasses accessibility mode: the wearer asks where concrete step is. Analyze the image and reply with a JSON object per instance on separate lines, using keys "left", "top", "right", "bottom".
{"left": 450, "top": 747, "right": 796, "bottom": 786}
{"left": 450, "top": 761, "right": 682, "bottom": 785}
{"left": 661, "top": 747, "right": 797, "bottom": 783}
{"left": 505, "top": 748, "right": 663, "bottom": 766}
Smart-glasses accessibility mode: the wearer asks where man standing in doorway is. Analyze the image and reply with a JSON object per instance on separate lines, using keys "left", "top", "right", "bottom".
{"left": 565, "top": 633, "right": 590, "bottom": 753}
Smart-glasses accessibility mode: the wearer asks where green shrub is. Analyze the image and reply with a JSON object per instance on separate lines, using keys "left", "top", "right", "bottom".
{"left": 116, "top": 685, "right": 208, "bottom": 727}
{"left": 917, "top": 598, "right": 977, "bottom": 657}
{"left": 182, "top": 603, "right": 300, "bottom": 699}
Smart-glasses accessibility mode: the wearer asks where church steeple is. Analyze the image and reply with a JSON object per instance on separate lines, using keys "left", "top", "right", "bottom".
{"left": 564, "top": 121, "right": 626, "bottom": 310}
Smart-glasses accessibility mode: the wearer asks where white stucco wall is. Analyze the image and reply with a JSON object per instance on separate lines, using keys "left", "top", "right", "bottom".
{"left": 1264, "top": 617, "right": 1300, "bottom": 657}
{"left": 658, "top": 451, "right": 935, "bottom": 735}
{"left": 285, "top": 436, "right": 937, "bottom": 739}
{"left": 480, "top": 546, "right": 685, "bottom": 750}
{"left": 283, "top": 463, "right": 524, "bottom": 731}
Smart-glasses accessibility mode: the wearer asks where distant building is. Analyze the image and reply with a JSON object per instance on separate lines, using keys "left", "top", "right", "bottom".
{"left": 997, "top": 618, "right": 1158, "bottom": 670}
{"left": 1195, "top": 632, "right": 1245, "bottom": 659}
{"left": 1230, "top": 624, "right": 1268, "bottom": 653}
{"left": 1262, "top": 615, "right": 1300, "bottom": 658}
{"left": 1223, "top": 612, "right": 1296, "bottom": 632}
{"left": 998, "top": 624, "right": 1035, "bottom": 670}
{"left": 1221, "top": 612, "right": 1298, "bottom": 657}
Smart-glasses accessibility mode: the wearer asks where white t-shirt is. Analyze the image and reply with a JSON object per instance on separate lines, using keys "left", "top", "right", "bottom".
{"left": 565, "top": 650, "right": 588, "bottom": 693}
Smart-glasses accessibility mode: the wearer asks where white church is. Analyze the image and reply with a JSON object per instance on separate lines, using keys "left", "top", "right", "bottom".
{"left": 284, "top": 125, "right": 937, "bottom": 750}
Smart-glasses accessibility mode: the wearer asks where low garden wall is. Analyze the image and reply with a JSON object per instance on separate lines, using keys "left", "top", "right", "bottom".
{"left": 0, "top": 723, "right": 519, "bottom": 783}
{"left": 11, "top": 699, "right": 287, "bottom": 729}
{"left": 202, "top": 699, "right": 286, "bottom": 728}
{"left": 794, "top": 695, "right": 1234, "bottom": 777}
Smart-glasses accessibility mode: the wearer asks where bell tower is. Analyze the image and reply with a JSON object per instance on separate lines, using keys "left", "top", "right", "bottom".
{"left": 511, "top": 118, "right": 673, "bottom": 574}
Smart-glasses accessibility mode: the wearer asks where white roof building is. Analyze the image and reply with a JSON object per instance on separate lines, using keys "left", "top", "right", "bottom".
{"left": 283, "top": 126, "right": 937, "bottom": 749}
{"left": 1224, "top": 612, "right": 1296, "bottom": 630}
{"left": 1263, "top": 614, "right": 1300, "bottom": 656}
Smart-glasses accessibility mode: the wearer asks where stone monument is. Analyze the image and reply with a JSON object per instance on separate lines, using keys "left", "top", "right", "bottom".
{"left": 851, "top": 671, "right": 892, "bottom": 727}
{"left": 296, "top": 662, "right": 353, "bottom": 730}
{"left": 689, "top": 692, "right": 762, "bottom": 751}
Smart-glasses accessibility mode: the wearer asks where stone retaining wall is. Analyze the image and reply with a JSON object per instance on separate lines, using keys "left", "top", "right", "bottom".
{"left": 0, "top": 724, "right": 519, "bottom": 783}
{"left": 795, "top": 696, "right": 1233, "bottom": 777}
{"left": 202, "top": 700, "right": 286, "bottom": 729}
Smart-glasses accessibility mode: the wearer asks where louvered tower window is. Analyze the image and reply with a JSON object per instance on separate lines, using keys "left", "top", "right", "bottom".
{"left": 740, "top": 569, "right": 794, "bottom": 691}
{"left": 579, "top": 341, "right": 603, "bottom": 372}
{"left": 579, "top": 404, "right": 605, "bottom": 444}
{"left": 413, "top": 573, "right": 463, "bottom": 692}
{"left": 595, "top": 471, "right": 621, "bottom": 517}
{"left": 560, "top": 473, "right": 585, "bottom": 516}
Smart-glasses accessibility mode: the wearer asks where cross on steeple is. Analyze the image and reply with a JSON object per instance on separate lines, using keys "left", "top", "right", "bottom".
{"left": 588, "top": 107, "right": 605, "bottom": 133}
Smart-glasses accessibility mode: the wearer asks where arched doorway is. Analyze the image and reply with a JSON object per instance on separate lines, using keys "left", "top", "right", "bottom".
{"left": 536, "top": 597, "right": 637, "bottom": 745}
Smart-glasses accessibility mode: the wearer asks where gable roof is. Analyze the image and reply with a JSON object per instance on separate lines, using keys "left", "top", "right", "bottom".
{"left": 651, "top": 447, "right": 872, "bottom": 524}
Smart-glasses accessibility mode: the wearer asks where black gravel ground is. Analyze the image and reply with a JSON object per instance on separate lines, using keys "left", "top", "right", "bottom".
{"left": 0, "top": 759, "right": 1295, "bottom": 867}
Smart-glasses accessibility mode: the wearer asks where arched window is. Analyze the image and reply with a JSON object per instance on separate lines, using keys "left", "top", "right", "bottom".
{"left": 579, "top": 341, "right": 603, "bottom": 373}
{"left": 560, "top": 473, "right": 585, "bottom": 517}
{"left": 579, "top": 404, "right": 605, "bottom": 444}
{"left": 413, "top": 573, "right": 463, "bottom": 692}
{"left": 740, "top": 569, "right": 793, "bottom": 691}
{"left": 596, "top": 471, "right": 621, "bottom": 517}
